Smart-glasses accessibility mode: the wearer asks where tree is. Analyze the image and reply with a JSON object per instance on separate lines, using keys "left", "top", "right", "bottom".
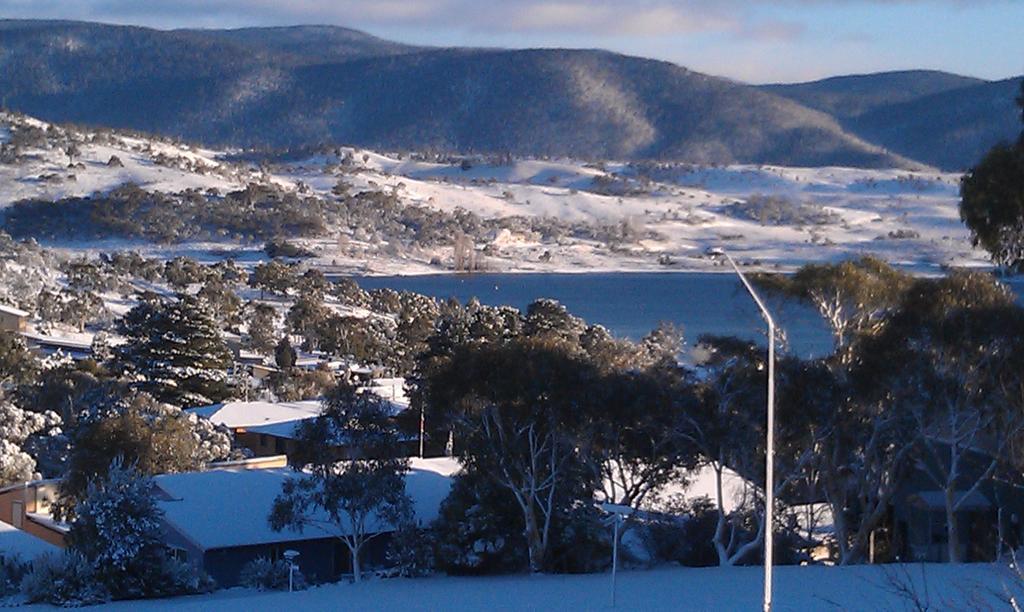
{"left": 752, "top": 257, "right": 910, "bottom": 354}
{"left": 65, "top": 142, "right": 80, "bottom": 166}
{"left": 858, "top": 272, "right": 1024, "bottom": 562}
{"left": 246, "top": 302, "right": 279, "bottom": 354}
{"left": 270, "top": 383, "right": 411, "bottom": 582}
{"left": 197, "top": 278, "right": 242, "bottom": 329}
{"left": 687, "top": 336, "right": 815, "bottom": 566}
{"left": 0, "top": 330, "right": 38, "bottom": 388}
{"left": 421, "top": 339, "right": 598, "bottom": 572}
{"left": 68, "top": 461, "right": 207, "bottom": 599}
{"left": 115, "top": 295, "right": 233, "bottom": 406}
{"left": 287, "top": 292, "right": 331, "bottom": 351}
{"left": 959, "top": 83, "right": 1024, "bottom": 269}
{"left": 54, "top": 392, "right": 213, "bottom": 520}
{"left": 249, "top": 260, "right": 297, "bottom": 299}
{"left": 0, "top": 401, "right": 62, "bottom": 487}
{"left": 275, "top": 336, "right": 296, "bottom": 369}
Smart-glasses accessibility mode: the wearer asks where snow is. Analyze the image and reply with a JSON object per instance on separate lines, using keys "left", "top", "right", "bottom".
{"left": 0, "top": 303, "right": 29, "bottom": 317}
{"left": 154, "top": 459, "right": 458, "bottom": 550}
{"left": 187, "top": 400, "right": 323, "bottom": 429}
{"left": 1, "top": 112, "right": 989, "bottom": 277}
{"left": 0, "top": 520, "right": 58, "bottom": 560}
{"left": 51, "top": 563, "right": 1017, "bottom": 611}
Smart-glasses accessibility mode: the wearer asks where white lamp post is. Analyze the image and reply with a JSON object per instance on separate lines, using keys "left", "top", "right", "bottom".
{"left": 600, "top": 503, "right": 634, "bottom": 608}
{"left": 707, "top": 247, "right": 776, "bottom": 612}
{"left": 283, "top": 549, "right": 300, "bottom": 593}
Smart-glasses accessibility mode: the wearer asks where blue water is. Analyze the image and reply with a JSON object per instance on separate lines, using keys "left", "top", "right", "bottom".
{"left": 354, "top": 272, "right": 835, "bottom": 358}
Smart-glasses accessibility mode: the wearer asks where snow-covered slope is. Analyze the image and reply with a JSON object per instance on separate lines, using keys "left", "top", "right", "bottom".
{"left": 50, "top": 563, "right": 1017, "bottom": 611}
{"left": 0, "top": 112, "right": 988, "bottom": 275}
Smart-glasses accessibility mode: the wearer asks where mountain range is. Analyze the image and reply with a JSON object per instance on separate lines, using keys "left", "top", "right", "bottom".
{"left": 0, "top": 20, "right": 1020, "bottom": 170}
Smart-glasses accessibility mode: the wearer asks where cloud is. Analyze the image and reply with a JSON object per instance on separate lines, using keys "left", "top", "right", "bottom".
{"left": 2, "top": 0, "right": 963, "bottom": 37}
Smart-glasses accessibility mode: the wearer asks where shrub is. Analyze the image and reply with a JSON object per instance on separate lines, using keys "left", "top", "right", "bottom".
{"left": 264, "top": 240, "right": 315, "bottom": 259}
{"left": 0, "top": 554, "right": 29, "bottom": 598}
{"left": 729, "top": 195, "right": 838, "bottom": 226}
{"left": 385, "top": 523, "right": 436, "bottom": 578}
{"left": 239, "top": 557, "right": 307, "bottom": 591}
{"left": 641, "top": 496, "right": 719, "bottom": 567}
{"left": 21, "top": 551, "right": 110, "bottom": 607}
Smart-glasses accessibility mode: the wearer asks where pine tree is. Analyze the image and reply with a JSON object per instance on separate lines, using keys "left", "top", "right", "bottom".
{"left": 115, "top": 295, "right": 233, "bottom": 406}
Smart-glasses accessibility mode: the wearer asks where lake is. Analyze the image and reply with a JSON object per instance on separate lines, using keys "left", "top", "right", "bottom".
{"left": 354, "top": 272, "right": 836, "bottom": 358}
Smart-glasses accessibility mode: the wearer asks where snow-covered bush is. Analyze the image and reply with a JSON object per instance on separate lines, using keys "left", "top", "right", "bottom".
{"left": 433, "top": 471, "right": 528, "bottom": 575}
{"left": 0, "top": 439, "right": 37, "bottom": 486}
{"left": 728, "top": 194, "right": 838, "bottom": 226}
{"left": 21, "top": 551, "right": 110, "bottom": 607}
{"left": 67, "top": 462, "right": 214, "bottom": 600}
{"left": 0, "top": 554, "right": 29, "bottom": 598}
{"left": 0, "top": 402, "right": 61, "bottom": 486}
{"left": 385, "top": 523, "right": 436, "bottom": 578}
{"left": 239, "top": 557, "right": 307, "bottom": 591}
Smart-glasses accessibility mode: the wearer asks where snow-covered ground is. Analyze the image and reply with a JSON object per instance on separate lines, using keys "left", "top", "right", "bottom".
{"left": 44, "top": 563, "right": 1017, "bottom": 611}
{"left": 0, "top": 112, "right": 988, "bottom": 276}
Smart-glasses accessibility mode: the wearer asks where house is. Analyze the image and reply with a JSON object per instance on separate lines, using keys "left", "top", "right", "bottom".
{"left": 0, "top": 479, "right": 68, "bottom": 548}
{"left": 0, "top": 303, "right": 29, "bottom": 332}
{"left": 21, "top": 331, "right": 94, "bottom": 360}
{"left": 154, "top": 457, "right": 459, "bottom": 587}
{"left": 188, "top": 400, "right": 324, "bottom": 457}
{"left": 190, "top": 385, "right": 413, "bottom": 459}
{"left": 884, "top": 445, "right": 1024, "bottom": 563}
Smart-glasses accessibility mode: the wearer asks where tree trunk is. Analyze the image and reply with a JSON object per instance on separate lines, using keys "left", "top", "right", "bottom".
{"left": 352, "top": 544, "right": 362, "bottom": 582}
{"left": 524, "top": 500, "right": 545, "bottom": 573}
{"left": 945, "top": 490, "right": 961, "bottom": 563}
{"left": 712, "top": 464, "right": 731, "bottom": 566}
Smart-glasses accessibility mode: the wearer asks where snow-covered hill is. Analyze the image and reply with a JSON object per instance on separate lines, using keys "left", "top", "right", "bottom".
{"left": 0, "top": 112, "right": 987, "bottom": 275}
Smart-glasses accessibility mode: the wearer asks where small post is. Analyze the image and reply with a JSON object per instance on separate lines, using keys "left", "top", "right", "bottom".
{"left": 600, "top": 503, "right": 634, "bottom": 609}
{"left": 612, "top": 513, "right": 620, "bottom": 608}
{"left": 283, "top": 550, "right": 300, "bottom": 593}
{"left": 419, "top": 405, "right": 426, "bottom": 458}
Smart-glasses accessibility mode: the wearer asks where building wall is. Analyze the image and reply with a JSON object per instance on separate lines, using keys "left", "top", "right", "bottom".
{"left": 0, "top": 312, "right": 26, "bottom": 332}
{"left": 0, "top": 483, "right": 67, "bottom": 548}
{"left": 202, "top": 539, "right": 339, "bottom": 587}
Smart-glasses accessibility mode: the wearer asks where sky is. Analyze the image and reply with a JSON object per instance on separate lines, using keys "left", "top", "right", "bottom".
{"left": 1, "top": 0, "right": 1022, "bottom": 83}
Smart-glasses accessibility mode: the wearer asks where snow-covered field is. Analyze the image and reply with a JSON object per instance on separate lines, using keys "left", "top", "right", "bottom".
{"left": 0, "top": 112, "right": 988, "bottom": 276}
{"left": 47, "top": 563, "right": 1017, "bottom": 611}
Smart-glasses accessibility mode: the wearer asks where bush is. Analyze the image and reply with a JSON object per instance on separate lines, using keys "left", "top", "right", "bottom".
{"left": 433, "top": 471, "right": 528, "bottom": 575}
{"left": 729, "top": 195, "right": 838, "bottom": 226}
{"left": 264, "top": 240, "right": 315, "bottom": 259}
{"left": 385, "top": 523, "right": 436, "bottom": 578}
{"left": 239, "top": 557, "right": 307, "bottom": 591}
{"left": 641, "top": 496, "right": 719, "bottom": 567}
{"left": 0, "top": 554, "right": 29, "bottom": 598}
{"left": 21, "top": 551, "right": 110, "bottom": 607}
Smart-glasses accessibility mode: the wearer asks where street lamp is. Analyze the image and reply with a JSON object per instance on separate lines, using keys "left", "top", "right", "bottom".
{"left": 283, "top": 549, "right": 300, "bottom": 593}
{"left": 600, "top": 502, "right": 634, "bottom": 608}
{"left": 706, "top": 247, "right": 776, "bottom": 612}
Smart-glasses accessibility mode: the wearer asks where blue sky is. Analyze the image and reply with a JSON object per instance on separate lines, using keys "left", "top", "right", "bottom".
{"left": 1, "top": 0, "right": 1022, "bottom": 83}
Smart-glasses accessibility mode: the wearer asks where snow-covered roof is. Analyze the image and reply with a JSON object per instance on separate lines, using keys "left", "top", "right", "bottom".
{"left": 0, "top": 520, "right": 58, "bottom": 559}
{"left": 188, "top": 400, "right": 323, "bottom": 429}
{"left": 154, "top": 458, "right": 460, "bottom": 550}
{"left": 0, "top": 303, "right": 29, "bottom": 317}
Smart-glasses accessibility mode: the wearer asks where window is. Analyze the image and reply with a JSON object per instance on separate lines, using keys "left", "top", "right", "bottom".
{"left": 11, "top": 500, "right": 23, "bottom": 528}
{"left": 167, "top": 546, "right": 188, "bottom": 562}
